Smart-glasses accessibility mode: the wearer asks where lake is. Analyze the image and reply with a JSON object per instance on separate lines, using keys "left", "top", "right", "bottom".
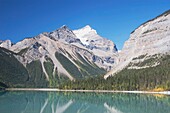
{"left": 0, "top": 91, "right": 170, "bottom": 113}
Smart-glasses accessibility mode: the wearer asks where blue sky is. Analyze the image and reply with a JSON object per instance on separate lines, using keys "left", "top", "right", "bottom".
{"left": 0, "top": 0, "right": 170, "bottom": 50}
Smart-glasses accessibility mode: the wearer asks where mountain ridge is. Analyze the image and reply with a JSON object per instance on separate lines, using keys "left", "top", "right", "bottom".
{"left": 0, "top": 25, "right": 117, "bottom": 88}
{"left": 131, "top": 9, "right": 170, "bottom": 34}
{"left": 104, "top": 9, "right": 170, "bottom": 78}
{"left": 1, "top": 25, "right": 118, "bottom": 71}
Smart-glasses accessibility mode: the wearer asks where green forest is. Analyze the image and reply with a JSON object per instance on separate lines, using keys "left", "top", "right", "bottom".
{"left": 59, "top": 55, "right": 170, "bottom": 91}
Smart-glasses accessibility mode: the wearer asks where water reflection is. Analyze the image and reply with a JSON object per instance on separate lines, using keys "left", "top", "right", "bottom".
{"left": 104, "top": 103, "right": 122, "bottom": 113}
{"left": 0, "top": 91, "right": 170, "bottom": 113}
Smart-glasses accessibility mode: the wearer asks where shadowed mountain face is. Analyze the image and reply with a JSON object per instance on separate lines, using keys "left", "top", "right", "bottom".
{"left": 0, "top": 91, "right": 170, "bottom": 113}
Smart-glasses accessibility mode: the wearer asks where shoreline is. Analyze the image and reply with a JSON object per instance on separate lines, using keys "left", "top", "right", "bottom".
{"left": 5, "top": 88, "right": 170, "bottom": 95}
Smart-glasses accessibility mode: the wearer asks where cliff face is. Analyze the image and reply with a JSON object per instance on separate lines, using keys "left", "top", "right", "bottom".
{"left": 122, "top": 10, "right": 170, "bottom": 60}
{"left": 105, "top": 10, "right": 170, "bottom": 78}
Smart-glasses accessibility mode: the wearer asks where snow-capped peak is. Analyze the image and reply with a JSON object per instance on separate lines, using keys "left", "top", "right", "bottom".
{"left": 82, "top": 25, "right": 95, "bottom": 32}
{"left": 73, "top": 25, "right": 98, "bottom": 45}
{"left": 73, "top": 25, "right": 97, "bottom": 37}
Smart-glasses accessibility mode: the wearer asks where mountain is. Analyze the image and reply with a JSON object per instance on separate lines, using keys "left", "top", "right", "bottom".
{"left": 0, "top": 25, "right": 117, "bottom": 88}
{"left": 1, "top": 10, "right": 170, "bottom": 90}
{"left": 104, "top": 9, "right": 170, "bottom": 78}
{"left": 60, "top": 10, "right": 170, "bottom": 91}
{"left": 73, "top": 25, "right": 117, "bottom": 54}
{"left": 0, "top": 40, "right": 12, "bottom": 49}
{"left": 0, "top": 47, "right": 30, "bottom": 88}
{"left": 73, "top": 25, "right": 117, "bottom": 70}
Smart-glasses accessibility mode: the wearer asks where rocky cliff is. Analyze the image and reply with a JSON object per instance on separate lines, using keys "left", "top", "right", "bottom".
{"left": 104, "top": 10, "right": 170, "bottom": 78}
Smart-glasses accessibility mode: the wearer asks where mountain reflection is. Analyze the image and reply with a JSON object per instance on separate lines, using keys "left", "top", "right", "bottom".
{"left": 0, "top": 91, "right": 170, "bottom": 113}
{"left": 51, "top": 99, "right": 73, "bottom": 113}
{"left": 104, "top": 103, "right": 122, "bottom": 113}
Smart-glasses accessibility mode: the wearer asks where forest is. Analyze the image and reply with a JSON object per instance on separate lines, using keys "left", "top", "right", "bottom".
{"left": 59, "top": 55, "right": 170, "bottom": 91}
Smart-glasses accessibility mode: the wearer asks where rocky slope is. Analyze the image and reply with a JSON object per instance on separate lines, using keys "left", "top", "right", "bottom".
{"left": 105, "top": 9, "right": 170, "bottom": 78}
{"left": 0, "top": 25, "right": 117, "bottom": 88}
{"left": 73, "top": 25, "right": 117, "bottom": 70}
{"left": 7, "top": 25, "right": 117, "bottom": 70}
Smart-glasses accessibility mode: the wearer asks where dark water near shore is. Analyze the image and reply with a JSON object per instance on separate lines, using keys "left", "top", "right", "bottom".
{"left": 0, "top": 91, "right": 170, "bottom": 113}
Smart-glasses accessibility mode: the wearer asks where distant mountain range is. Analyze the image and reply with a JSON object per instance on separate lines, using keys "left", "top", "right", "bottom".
{"left": 0, "top": 9, "right": 170, "bottom": 90}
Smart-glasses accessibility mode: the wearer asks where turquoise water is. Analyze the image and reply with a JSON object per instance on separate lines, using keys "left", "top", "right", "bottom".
{"left": 0, "top": 91, "right": 170, "bottom": 113}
